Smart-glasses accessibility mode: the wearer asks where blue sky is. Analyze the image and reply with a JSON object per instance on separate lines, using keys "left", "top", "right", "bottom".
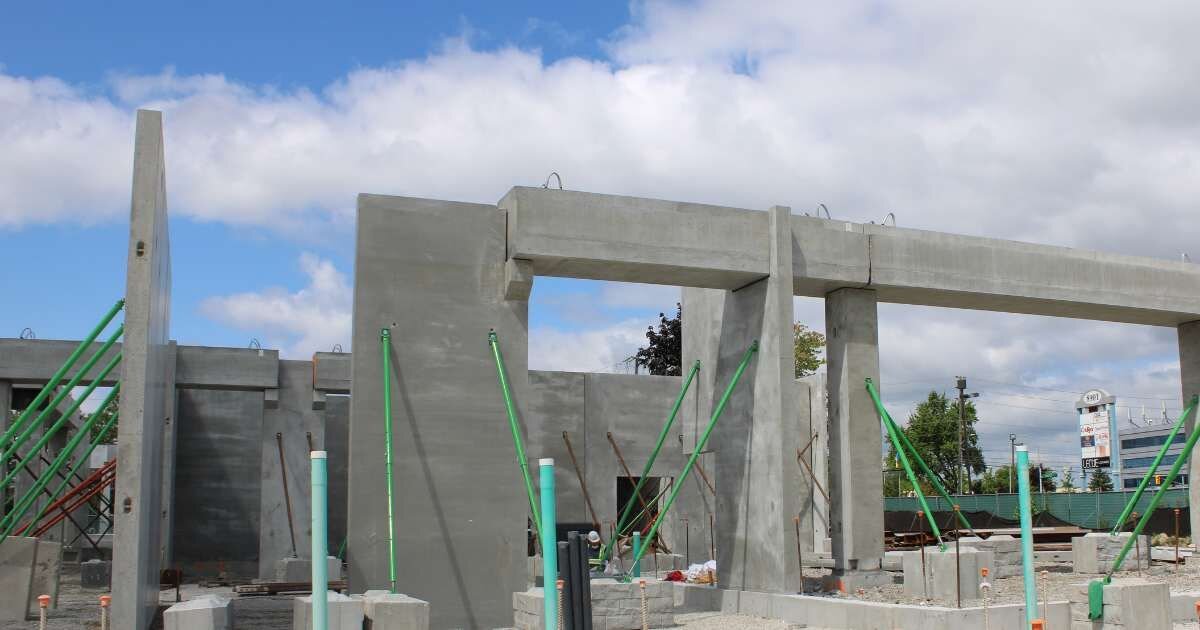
{"left": 2, "top": 2, "right": 1197, "bottom": 472}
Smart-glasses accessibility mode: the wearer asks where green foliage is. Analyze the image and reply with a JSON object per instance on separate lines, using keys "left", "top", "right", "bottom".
{"left": 87, "top": 391, "right": 119, "bottom": 445}
{"left": 885, "top": 391, "right": 985, "bottom": 494}
{"left": 634, "top": 304, "right": 682, "bottom": 376}
{"left": 976, "top": 464, "right": 1057, "bottom": 493}
{"left": 793, "top": 323, "right": 826, "bottom": 378}
{"left": 1061, "top": 469, "right": 1075, "bottom": 490}
{"left": 1088, "top": 469, "right": 1114, "bottom": 492}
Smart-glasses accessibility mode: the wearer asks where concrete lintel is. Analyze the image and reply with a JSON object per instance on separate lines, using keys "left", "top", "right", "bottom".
{"left": 504, "top": 258, "right": 534, "bottom": 301}
{"left": 176, "top": 345, "right": 279, "bottom": 390}
{"left": 313, "top": 352, "right": 350, "bottom": 394}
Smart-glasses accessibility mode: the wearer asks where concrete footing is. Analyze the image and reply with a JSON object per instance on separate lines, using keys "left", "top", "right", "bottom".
{"left": 956, "top": 535, "right": 1020, "bottom": 577}
{"left": 514, "top": 579, "right": 674, "bottom": 630}
{"left": 1072, "top": 533, "right": 1150, "bottom": 574}
{"left": 362, "top": 590, "right": 430, "bottom": 630}
{"left": 821, "top": 569, "right": 892, "bottom": 593}
{"left": 81, "top": 559, "right": 112, "bottom": 589}
{"left": 163, "top": 595, "right": 234, "bottom": 630}
{"left": 293, "top": 591, "right": 363, "bottom": 630}
{"left": 0, "top": 537, "right": 40, "bottom": 622}
{"left": 902, "top": 547, "right": 993, "bottom": 602}
{"left": 1069, "top": 578, "right": 1170, "bottom": 629}
{"left": 276, "top": 556, "right": 343, "bottom": 582}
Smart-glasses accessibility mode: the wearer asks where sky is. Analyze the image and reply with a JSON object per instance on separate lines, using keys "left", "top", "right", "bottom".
{"left": 2, "top": 1, "right": 1197, "bottom": 480}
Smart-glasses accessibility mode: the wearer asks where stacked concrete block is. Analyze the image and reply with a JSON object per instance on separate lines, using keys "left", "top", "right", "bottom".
{"left": 28, "top": 539, "right": 61, "bottom": 610}
{"left": 163, "top": 595, "right": 234, "bottom": 630}
{"left": 276, "top": 556, "right": 343, "bottom": 582}
{"left": 1068, "top": 578, "right": 1170, "bottom": 629}
{"left": 293, "top": 592, "right": 363, "bottom": 630}
{"left": 81, "top": 559, "right": 112, "bottom": 589}
{"left": 1073, "top": 533, "right": 1150, "bottom": 574}
{"left": 513, "top": 580, "right": 674, "bottom": 630}
{"left": 362, "top": 590, "right": 430, "bottom": 630}
{"left": 956, "top": 535, "right": 1021, "bottom": 578}
{"left": 902, "top": 547, "right": 993, "bottom": 603}
{"left": 0, "top": 536, "right": 39, "bottom": 622}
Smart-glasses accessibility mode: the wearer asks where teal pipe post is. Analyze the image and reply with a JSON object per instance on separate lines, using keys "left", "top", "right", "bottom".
{"left": 0, "top": 382, "right": 121, "bottom": 540}
{"left": 311, "top": 450, "right": 329, "bottom": 630}
{"left": 489, "top": 331, "right": 543, "bottom": 536}
{"left": 629, "top": 341, "right": 758, "bottom": 572}
{"left": 2, "top": 325, "right": 124, "bottom": 465}
{"left": 1109, "top": 396, "right": 1197, "bottom": 535}
{"left": 631, "top": 531, "right": 641, "bottom": 578}
{"left": 25, "top": 406, "right": 120, "bottom": 531}
{"left": 1016, "top": 445, "right": 1037, "bottom": 628}
{"left": 1106, "top": 412, "right": 1200, "bottom": 579}
{"left": 603, "top": 359, "right": 701, "bottom": 566}
{"left": 380, "top": 328, "right": 398, "bottom": 593}
{"left": 0, "top": 298, "right": 123, "bottom": 448}
{"left": 539, "top": 458, "right": 557, "bottom": 630}
{"left": 0, "top": 351, "right": 122, "bottom": 492}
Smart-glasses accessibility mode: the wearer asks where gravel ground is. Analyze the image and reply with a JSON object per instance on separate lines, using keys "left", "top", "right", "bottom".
{"left": 667, "top": 611, "right": 800, "bottom": 629}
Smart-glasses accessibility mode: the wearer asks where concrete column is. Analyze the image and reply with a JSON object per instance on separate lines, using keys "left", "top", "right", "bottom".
{"left": 801, "top": 372, "right": 831, "bottom": 553}
{"left": 1180, "top": 320, "right": 1200, "bottom": 546}
{"left": 0, "top": 381, "right": 10, "bottom": 521}
{"left": 683, "top": 205, "right": 802, "bottom": 593}
{"left": 825, "top": 287, "right": 883, "bottom": 574}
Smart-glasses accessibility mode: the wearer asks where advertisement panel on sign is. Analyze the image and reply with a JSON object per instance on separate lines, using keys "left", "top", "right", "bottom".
{"left": 1080, "top": 408, "right": 1111, "bottom": 469}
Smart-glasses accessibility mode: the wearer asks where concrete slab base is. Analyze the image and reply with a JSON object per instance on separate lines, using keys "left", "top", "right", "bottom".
{"left": 0, "top": 537, "right": 39, "bottom": 622}
{"left": 362, "top": 590, "right": 430, "bottom": 629}
{"left": 163, "top": 595, "right": 233, "bottom": 630}
{"left": 81, "top": 559, "right": 112, "bottom": 589}
{"left": 1073, "top": 533, "right": 1150, "bottom": 574}
{"left": 275, "top": 556, "right": 343, "bottom": 583}
{"left": 821, "top": 569, "right": 893, "bottom": 593}
{"left": 514, "top": 579, "right": 674, "bottom": 630}
{"left": 28, "top": 539, "right": 61, "bottom": 610}
{"left": 293, "top": 591, "right": 363, "bottom": 630}
{"left": 956, "top": 534, "right": 1020, "bottom": 578}
{"left": 1069, "top": 577, "right": 1170, "bottom": 629}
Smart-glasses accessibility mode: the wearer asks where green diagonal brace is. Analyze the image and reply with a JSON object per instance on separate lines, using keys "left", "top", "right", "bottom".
{"left": 24, "top": 405, "right": 120, "bottom": 535}
{"left": 867, "top": 378, "right": 945, "bottom": 548}
{"left": 1109, "top": 396, "right": 1197, "bottom": 535}
{"left": 488, "top": 330, "right": 542, "bottom": 537}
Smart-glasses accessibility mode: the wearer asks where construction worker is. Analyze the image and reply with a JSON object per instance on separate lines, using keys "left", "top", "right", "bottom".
{"left": 586, "top": 530, "right": 605, "bottom": 575}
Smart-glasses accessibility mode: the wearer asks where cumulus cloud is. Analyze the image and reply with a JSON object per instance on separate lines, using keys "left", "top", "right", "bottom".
{"left": 200, "top": 253, "right": 351, "bottom": 358}
{"left": 528, "top": 319, "right": 648, "bottom": 373}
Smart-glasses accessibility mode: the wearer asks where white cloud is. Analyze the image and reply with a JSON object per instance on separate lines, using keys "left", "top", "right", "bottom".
{"left": 199, "top": 253, "right": 351, "bottom": 358}
{"left": 528, "top": 319, "right": 648, "bottom": 373}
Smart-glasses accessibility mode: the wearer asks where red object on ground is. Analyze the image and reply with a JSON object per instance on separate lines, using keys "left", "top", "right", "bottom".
{"left": 664, "top": 570, "right": 684, "bottom": 582}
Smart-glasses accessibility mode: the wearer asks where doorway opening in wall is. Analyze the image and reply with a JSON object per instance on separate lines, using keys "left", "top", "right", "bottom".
{"left": 617, "top": 476, "right": 660, "bottom": 535}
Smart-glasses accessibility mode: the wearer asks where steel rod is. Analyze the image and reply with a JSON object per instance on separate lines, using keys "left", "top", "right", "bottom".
{"left": 488, "top": 331, "right": 542, "bottom": 536}
{"left": 276, "top": 433, "right": 299, "bottom": 558}
{"left": 1109, "top": 397, "right": 1197, "bottom": 535}
{"left": 25, "top": 411, "right": 120, "bottom": 534}
{"left": 561, "top": 431, "right": 601, "bottom": 532}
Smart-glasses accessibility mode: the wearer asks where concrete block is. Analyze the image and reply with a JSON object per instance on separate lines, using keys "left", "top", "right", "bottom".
{"left": 362, "top": 590, "right": 430, "bottom": 630}
{"left": 824, "top": 568, "right": 892, "bottom": 593}
{"left": 958, "top": 534, "right": 1021, "bottom": 578}
{"left": 163, "top": 595, "right": 233, "bottom": 630}
{"left": 928, "top": 548, "right": 993, "bottom": 603}
{"left": 1072, "top": 533, "right": 1149, "bottom": 574}
{"left": 28, "top": 539, "right": 61, "bottom": 610}
{"left": 1102, "top": 578, "right": 1169, "bottom": 629}
{"left": 1170, "top": 591, "right": 1200, "bottom": 622}
{"left": 0, "top": 536, "right": 38, "bottom": 622}
{"left": 275, "top": 556, "right": 342, "bottom": 582}
{"left": 293, "top": 591, "right": 363, "bottom": 630}
{"left": 81, "top": 559, "right": 112, "bottom": 589}
{"left": 901, "top": 549, "right": 932, "bottom": 598}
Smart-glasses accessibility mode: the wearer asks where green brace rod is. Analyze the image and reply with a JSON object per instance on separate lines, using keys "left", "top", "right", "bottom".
{"left": 488, "top": 330, "right": 542, "bottom": 537}
{"left": 380, "top": 328, "right": 398, "bottom": 593}
{"left": 1109, "top": 396, "right": 1197, "bottom": 535}
{"left": 0, "top": 299, "right": 123, "bottom": 449}
{"left": 1089, "top": 393, "right": 1200, "bottom": 620}
{"left": 0, "top": 350, "right": 122, "bottom": 492}
{"left": 601, "top": 359, "right": 701, "bottom": 566}
{"left": 627, "top": 341, "right": 758, "bottom": 575}
{"left": 866, "top": 378, "right": 946, "bottom": 549}
{"left": 24, "top": 405, "right": 121, "bottom": 535}
{"left": 0, "top": 383, "right": 121, "bottom": 541}
{"left": 865, "top": 379, "right": 975, "bottom": 535}
{"left": 2, "top": 324, "right": 124, "bottom": 466}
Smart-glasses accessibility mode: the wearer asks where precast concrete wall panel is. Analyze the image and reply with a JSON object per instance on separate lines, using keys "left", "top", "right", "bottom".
{"left": 526, "top": 371, "right": 588, "bottom": 525}
{"left": 325, "top": 395, "right": 350, "bottom": 557}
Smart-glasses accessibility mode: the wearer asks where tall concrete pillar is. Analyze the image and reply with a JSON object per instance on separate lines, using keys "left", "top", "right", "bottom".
{"left": 0, "top": 380, "right": 10, "bottom": 521}
{"left": 682, "top": 205, "right": 802, "bottom": 593}
{"left": 825, "top": 287, "right": 884, "bottom": 580}
{"left": 1180, "top": 320, "right": 1200, "bottom": 545}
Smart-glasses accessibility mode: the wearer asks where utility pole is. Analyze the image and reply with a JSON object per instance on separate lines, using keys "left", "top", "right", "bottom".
{"left": 955, "top": 377, "right": 979, "bottom": 495}
{"left": 1009, "top": 433, "right": 1017, "bottom": 494}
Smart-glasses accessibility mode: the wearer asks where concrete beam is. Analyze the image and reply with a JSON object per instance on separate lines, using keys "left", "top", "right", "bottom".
{"left": 0, "top": 340, "right": 120, "bottom": 387}
{"left": 501, "top": 187, "right": 1200, "bottom": 326}
{"left": 313, "top": 352, "right": 350, "bottom": 394}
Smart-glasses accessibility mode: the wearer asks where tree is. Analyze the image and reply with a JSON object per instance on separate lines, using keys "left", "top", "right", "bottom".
{"left": 885, "top": 392, "right": 985, "bottom": 494}
{"left": 1060, "top": 469, "right": 1076, "bottom": 491}
{"left": 634, "top": 304, "right": 682, "bottom": 376}
{"left": 1088, "top": 469, "right": 1114, "bottom": 492}
{"left": 793, "top": 323, "right": 826, "bottom": 378}
{"left": 976, "top": 464, "right": 1057, "bottom": 493}
{"left": 87, "top": 391, "right": 119, "bottom": 445}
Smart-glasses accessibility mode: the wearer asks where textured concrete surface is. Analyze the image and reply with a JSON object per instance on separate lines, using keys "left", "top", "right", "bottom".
{"left": 160, "top": 343, "right": 180, "bottom": 567}
{"left": 163, "top": 595, "right": 233, "bottom": 630}
{"left": 324, "top": 395, "right": 349, "bottom": 556}
{"left": 825, "top": 287, "right": 883, "bottom": 573}
{"left": 956, "top": 535, "right": 1020, "bottom": 578}
{"left": 1069, "top": 578, "right": 1170, "bottom": 629}
{"left": 514, "top": 580, "right": 674, "bottom": 630}
{"left": 0, "top": 380, "right": 10, "bottom": 522}
{"left": 259, "top": 361, "right": 325, "bottom": 578}
{"left": 1181, "top": 320, "right": 1200, "bottom": 548}
{"left": 274, "top": 557, "right": 342, "bottom": 582}
{"left": 28, "top": 539, "right": 61, "bottom": 611}
{"left": 292, "top": 592, "right": 363, "bottom": 630}
{"left": 0, "top": 537, "right": 38, "bottom": 622}
{"left": 80, "top": 559, "right": 110, "bottom": 589}
{"left": 1072, "top": 533, "right": 1150, "bottom": 574}
{"left": 347, "top": 194, "right": 527, "bottom": 628}
{"left": 800, "top": 372, "right": 829, "bottom": 554}
{"left": 362, "top": 590, "right": 430, "bottom": 630}
{"left": 172, "top": 389, "right": 264, "bottom": 578}
{"left": 114, "top": 108, "right": 174, "bottom": 630}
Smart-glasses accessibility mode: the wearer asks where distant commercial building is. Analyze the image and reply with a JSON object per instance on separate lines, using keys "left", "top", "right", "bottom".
{"left": 1115, "top": 419, "right": 1187, "bottom": 489}
{"left": 1076, "top": 388, "right": 1188, "bottom": 490}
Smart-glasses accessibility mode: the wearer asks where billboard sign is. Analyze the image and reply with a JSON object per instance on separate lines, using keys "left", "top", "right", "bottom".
{"left": 1077, "top": 389, "right": 1114, "bottom": 470}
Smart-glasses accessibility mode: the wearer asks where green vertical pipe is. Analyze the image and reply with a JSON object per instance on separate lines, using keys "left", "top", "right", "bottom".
{"left": 380, "top": 328, "right": 398, "bottom": 593}
{"left": 311, "top": 450, "right": 329, "bottom": 630}
{"left": 631, "top": 531, "right": 642, "bottom": 578}
{"left": 866, "top": 379, "right": 973, "bottom": 535}
{"left": 1106, "top": 412, "right": 1200, "bottom": 579}
{"left": 2, "top": 324, "right": 124, "bottom": 464}
{"left": 0, "top": 299, "right": 123, "bottom": 448}
{"left": 488, "top": 331, "right": 542, "bottom": 535}
{"left": 1109, "top": 397, "right": 1197, "bottom": 535}
{"left": 1016, "top": 446, "right": 1037, "bottom": 628}
{"left": 603, "top": 359, "right": 700, "bottom": 565}
{"left": 0, "top": 352, "right": 122, "bottom": 492}
{"left": 25, "top": 405, "right": 120, "bottom": 532}
{"left": 539, "top": 458, "right": 557, "bottom": 630}
{"left": 630, "top": 341, "right": 758, "bottom": 572}
{"left": 0, "top": 382, "right": 119, "bottom": 541}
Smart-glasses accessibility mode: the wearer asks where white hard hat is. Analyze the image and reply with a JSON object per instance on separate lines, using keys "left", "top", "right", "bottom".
{"left": 587, "top": 531, "right": 601, "bottom": 543}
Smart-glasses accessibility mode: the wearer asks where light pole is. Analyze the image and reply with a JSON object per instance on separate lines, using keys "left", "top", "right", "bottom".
{"left": 1008, "top": 434, "right": 1017, "bottom": 494}
{"left": 955, "top": 377, "right": 979, "bottom": 494}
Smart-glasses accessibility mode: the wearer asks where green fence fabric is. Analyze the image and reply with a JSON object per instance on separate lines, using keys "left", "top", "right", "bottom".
{"left": 885, "top": 488, "right": 1188, "bottom": 532}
